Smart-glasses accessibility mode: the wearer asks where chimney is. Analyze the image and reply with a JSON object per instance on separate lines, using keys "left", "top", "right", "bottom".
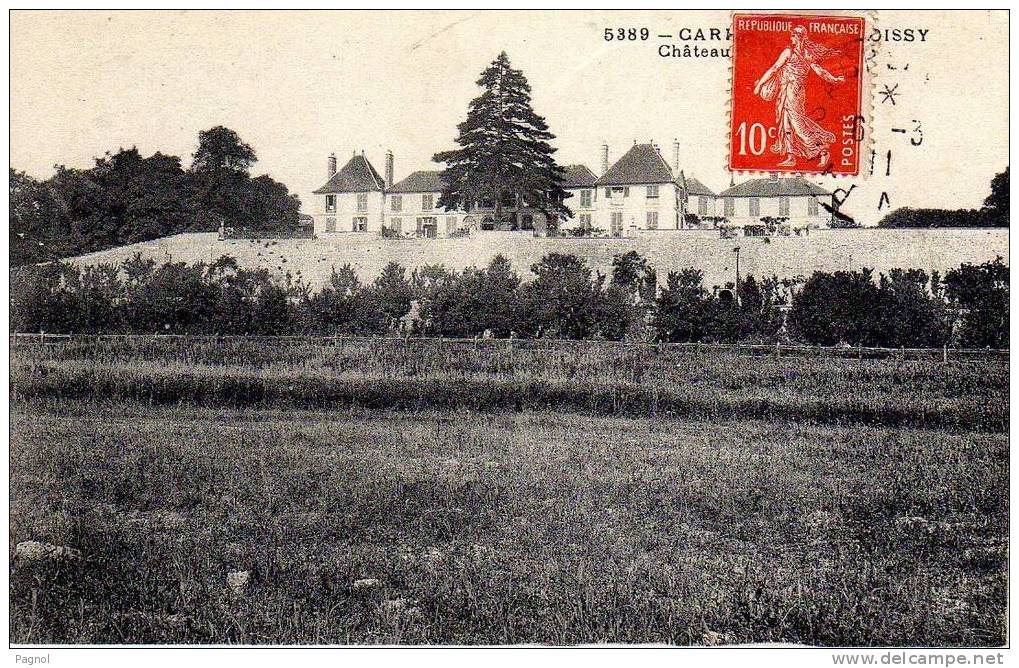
{"left": 385, "top": 150, "right": 394, "bottom": 188}
{"left": 601, "top": 144, "right": 609, "bottom": 175}
{"left": 672, "top": 140, "right": 680, "bottom": 176}
{"left": 327, "top": 153, "right": 337, "bottom": 177}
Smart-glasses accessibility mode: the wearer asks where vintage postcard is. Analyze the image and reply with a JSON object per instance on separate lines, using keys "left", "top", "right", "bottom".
{"left": 7, "top": 8, "right": 1010, "bottom": 663}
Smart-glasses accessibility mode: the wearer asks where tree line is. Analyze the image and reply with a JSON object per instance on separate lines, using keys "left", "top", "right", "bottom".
{"left": 10, "top": 126, "right": 301, "bottom": 267}
{"left": 10, "top": 252, "right": 1008, "bottom": 349}
{"left": 877, "top": 168, "right": 1009, "bottom": 229}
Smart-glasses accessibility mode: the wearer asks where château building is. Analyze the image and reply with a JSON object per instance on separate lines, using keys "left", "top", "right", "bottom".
{"left": 311, "top": 141, "right": 832, "bottom": 238}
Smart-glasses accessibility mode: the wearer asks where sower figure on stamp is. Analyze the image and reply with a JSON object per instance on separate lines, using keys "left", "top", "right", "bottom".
{"left": 753, "top": 25, "right": 845, "bottom": 167}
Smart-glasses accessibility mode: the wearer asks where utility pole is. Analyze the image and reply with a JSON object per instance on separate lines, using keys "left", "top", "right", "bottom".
{"left": 733, "top": 245, "right": 741, "bottom": 306}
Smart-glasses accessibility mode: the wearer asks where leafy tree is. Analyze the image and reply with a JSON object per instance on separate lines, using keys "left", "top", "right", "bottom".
{"left": 735, "top": 275, "right": 785, "bottom": 342}
{"left": 789, "top": 269, "right": 881, "bottom": 345}
{"left": 878, "top": 169, "right": 1009, "bottom": 229}
{"left": 607, "top": 251, "right": 657, "bottom": 340}
{"left": 10, "top": 128, "right": 302, "bottom": 268}
{"left": 252, "top": 282, "right": 296, "bottom": 335}
{"left": 982, "top": 167, "right": 1009, "bottom": 226}
{"left": 611, "top": 251, "right": 657, "bottom": 303}
{"left": 653, "top": 269, "right": 709, "bottom": 342}
{"left": 593, "top": 281, "right": 633, "bottom": 341}
{"left": 420, "top": 255, "right": 523, "bottom": 338}
{"left": 10, "top": 263, "right": 81, "bottom": 333}
{"left": 190, "top": 126, "right": 257, "bottom": 174}
{"left": 877, "top": 207, "right": 988, "bottom": 229}
{"left": 433, "top": 52, "right": 570, "bottom": 224}
{"left": 520, "top": 253, "right": 598, "bottom": 339}
{"left": 70, "top": 264, "right": 126, "bottom": 333}
{"left": 871, "top": 269, "right": 950, "bottom": 347}
{"left": 95, "top": 149, "right": 194, "bottom": 242}
{"left": 238, "top": 175, "right": 301, "bottom": 236}
{"left": 411, "top": 264, "right": 456, "bottom": 303}
{"left": 370, "top": 262, "right": 414, "bottom": 331}
{"left": 943, "top": 258, "right": 1009, "bottom": 348}
{"left": 10, "top": 169, "right": 70, "bottom": 266}
{"left": 479, "top": 255, "right": 524, "bottom": 336}
{"left": 122, "top": 261, "right": 221, "bottom": 333}
{"left": 302, "top": 265, "right": 377, "bottom": 334}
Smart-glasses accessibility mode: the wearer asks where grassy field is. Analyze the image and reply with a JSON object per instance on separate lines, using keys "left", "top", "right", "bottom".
{"left": 9, "top": 340, "right": 1008, "bottom": 645}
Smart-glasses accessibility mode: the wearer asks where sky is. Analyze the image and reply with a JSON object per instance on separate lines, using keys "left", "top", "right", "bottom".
{"left": 10, "top": 10, "right": 1009, "bottom": 225}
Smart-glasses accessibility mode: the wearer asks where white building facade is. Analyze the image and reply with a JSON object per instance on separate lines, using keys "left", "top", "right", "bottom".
{"left": 717, "top": 175, "right": 830, "bottom": 232}
{"left": 311, "top": 144, "right": 832, "bottom": 238}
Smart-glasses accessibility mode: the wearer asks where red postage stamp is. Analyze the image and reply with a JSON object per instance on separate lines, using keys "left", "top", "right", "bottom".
{"left": 729, "top": 13, "right": 866, "bottom": 176}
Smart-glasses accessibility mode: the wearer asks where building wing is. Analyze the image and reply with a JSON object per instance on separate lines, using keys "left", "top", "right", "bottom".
{"left": 313, "top": 154, "right": 386, "bottom": 194}
{"left": 389, "top": 170, "right": 447, "bottom": 194}
{"left": 719, "top": 177, "right": 830, "bottom": 198}
{"left": 561, "top": 164, "right": 598, "bottom": 189}
{"left": 595, "top": 143, "right": 675, "bottom": 186}
{"left": 684, "top": 177, "right": 716, "bottom": 197}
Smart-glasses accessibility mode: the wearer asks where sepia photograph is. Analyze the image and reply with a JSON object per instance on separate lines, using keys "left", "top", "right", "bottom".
{"left": 7, "top": 8, "right": 1010, "bottom": 660}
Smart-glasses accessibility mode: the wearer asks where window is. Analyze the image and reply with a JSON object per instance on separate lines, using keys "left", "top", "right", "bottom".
{"left": 724, "top": 197, "right": 734, "bottom": 216}
{"left": 646, "top": 211, "right": 659, "bottom": 229}
{"left": 325, "top": 217, "right": 337, "bottom": 232}
{"left": 605, "top": 188, "right": 612, "bottom": 199}
{"left": 391, "top": 195, "right": 402, "bottom": 212}
{"left": 417, "top": 217, "right": 437, "bottom": 238}
{"left": 808, "top": 196, "right": 819, "bottom": 216}
{"left": 390, "top": 217, "right": 402, "bottom": 234}
{"left": 580, "top": 189, "right": 592, "bottom": 208}
{"left": 749, "top": 197, "right": 760, "bottom": 217}
{"left": 445, "top": 216, "right": 457, "bottom": 235}
{"left": 352, "top": 216, "right": 367, "bottom": 231}
{"left": 579, "top": 213, "right": 592, "bottom": 230}
{"left": 422, "top": 194, "right": 434, "bottom": 211}
{"left": 646, "top": 185, "right": 659, "bottom": 199}
{"left": 698, "top": 196, "right": 708, "bottom": 216}
{"left": 623, "top": 187, "right": 630, "bottom": 197}
{"left": 356, "top": 193, "right": 368, "bottom": 212}
{"left": 779, "top": 196, "right": 790, "bottom": 217}
{"left": 325, "top": 195, "right": 336, "bottom": 213}
{"left": 610, "top": 211, "right": 624, "bottom": 237}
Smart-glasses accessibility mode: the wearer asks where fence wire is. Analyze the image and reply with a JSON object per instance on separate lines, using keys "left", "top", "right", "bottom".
{"left": 9, "top": 332, "right": 1009, "bottom": 362}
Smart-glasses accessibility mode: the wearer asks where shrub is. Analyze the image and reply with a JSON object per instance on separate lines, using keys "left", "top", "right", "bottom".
{"left": 789, "top": 269, "right": 881, "bottom": 346}
{"left": 520, "top": 253, "right": 600, "bottom": 339}
{"left": 943, "top": 258, "right": 1009, "bottom": 348}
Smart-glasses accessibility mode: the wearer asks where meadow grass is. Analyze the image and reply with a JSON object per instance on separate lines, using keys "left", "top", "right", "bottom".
{"left": 10, "top": 339, "right": 1009, "bottom": 431}
{"left": 9, "top": 403, "right": 1006, "bottom": 645}
{"left": 8, "top": 340, "right": 1008, "bottom": 645}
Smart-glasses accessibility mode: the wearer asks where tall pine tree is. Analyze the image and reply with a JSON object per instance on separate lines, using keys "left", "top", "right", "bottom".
{"left": 433, "top": 52, "right": 571, "bottom": 225}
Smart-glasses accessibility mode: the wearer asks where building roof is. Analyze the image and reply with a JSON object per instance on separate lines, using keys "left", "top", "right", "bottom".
{"left": 719, "top": 177, "right": 830, "bottom": 198}
{"left": 596, "top": 143, "right": 675, "bottom": 186}
{"left": 561, "top": 164, "right": 598, "bottom": 188}
{"left": 684, "top": 176, "right": 716, "bottom": 197}
{"left": 389, "top": 170, "right": 446, "bottom": 194}
{"left": 313, "top": 153, "right": 385, "bottom": 194}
